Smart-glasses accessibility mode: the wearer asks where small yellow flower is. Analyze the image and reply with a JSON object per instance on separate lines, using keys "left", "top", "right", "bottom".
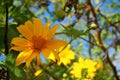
{"left": 48, "top": 45, "right": 75, "bottom": 66}
{"left": 34, "top": 69, "right": 42, "bottom": 76}
{"left": 95, "top": 63, "right": 103, "bottom": 71}
{"left": 11, "top": 18, "right": 67, "bottom": 67}
{"left": 70, "top": 57, "right": 102, "bottom": 79}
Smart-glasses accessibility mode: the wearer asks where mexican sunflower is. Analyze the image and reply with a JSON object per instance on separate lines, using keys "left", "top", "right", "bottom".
{"left": 70, "top": 57, "right": 103, "bottom": 79}
{"left": 48, "top": 45, "right": 75, "bottom": 66}
{"left": 10, "top": 18, "right": 67, "bottom": 67}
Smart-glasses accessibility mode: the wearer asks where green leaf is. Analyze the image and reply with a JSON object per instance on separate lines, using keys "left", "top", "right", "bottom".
{"left": 5, "top": 52, "right": 25, "bottom": 79}
{"left": 14, "top": 67, "right": 22, "bottom": 77}
{"left": 0, "top": 61, "right": 6, "bottom": 68}
{"left": 8, "top": 24, "right": 19, "bottom": 41}
{"left": 61, "top": 24, "right": 86, "bottom": 38}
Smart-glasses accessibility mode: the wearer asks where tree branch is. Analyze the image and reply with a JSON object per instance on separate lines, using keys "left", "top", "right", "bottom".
{"left": 4, "top": 2, "right": 8, "bottom": 55}
{"left": 4, "top": 3, "right": 9, "bottom": 80}
{"left": 88, "top": 0, "right": 119, "bottom": 80}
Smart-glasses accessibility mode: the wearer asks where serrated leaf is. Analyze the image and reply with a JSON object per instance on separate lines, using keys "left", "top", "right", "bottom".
{"left": 61, "top": 24, "right": 86, "bottom": 38}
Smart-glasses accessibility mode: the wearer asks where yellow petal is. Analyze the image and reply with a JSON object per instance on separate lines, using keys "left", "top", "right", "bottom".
{"left": 47, "top": 24, "right": 58, "bottom": 39}
{"left": 16, "top": 49, "right": 33, "bottom": 66}
{"left": 11, "top": 37, "right": 29, "bottom": 51}
{"left": 34, "top": 69, "right": 42, "bottom": 77}
{"left": 42, "top": 22, "right": 51, "bottom": 38}
{"left": 60, "top": 59, "right": 69, "bottom": 66}
{"left": 48, "top": 53, "right": 56, "bottom": 61}
{"left": 25, "top": 20, "right": 34, "bottom": 36}
{"left": 42, "top": 48, "right": 51, "bottom": 58}
{"left": 26, "top": 51, "right": 39, "bottom": 67}
{"left": 67, "top": 50, "right": 75, "bottom": 59}
{"left": 33, "top": 18, "right": 43, "bottom": 36}
{"left": 46, "top": 40, "right": 67, "bottom": 49}
{"left": 11, "top": 37, "right": 28, "bottom": 45}
{"left": 17, "top": 22, "right": 33, "bottom": 40}
{"left": 17, "top": 25, "right": 32, "bottom": 40}
{"left": 10, "top": 46, "right": 28, "bottom": 51}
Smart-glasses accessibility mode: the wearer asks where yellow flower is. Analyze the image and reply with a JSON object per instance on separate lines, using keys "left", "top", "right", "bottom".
{"left": 96, "top": 63, "right": 103, "bottom": 70}
{"left": 34, "top": 69, "right": 42, "bottom": 77}
{"left": 11, "top": 18, "right": 67, "bottom": 67}
{"left": 70, "top": 57, "right": 102, "bottom": 79}
{"left": 48, "top": 45, "right": 75, "bottom": 66}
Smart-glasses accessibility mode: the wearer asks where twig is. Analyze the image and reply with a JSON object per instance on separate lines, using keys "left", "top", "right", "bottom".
{"left": 79, "top": 36, "right": 98, "bottom": 46}
{"left": 88, "top": 34, "right": 92, "bottom": 59}
{"left": 86, "top": 10, "right": 92, "bottom": 59}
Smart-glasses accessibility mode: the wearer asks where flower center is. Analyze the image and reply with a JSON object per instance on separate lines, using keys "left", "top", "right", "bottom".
{"left": 30, "top": 36, "right": 46, "bottom": 51}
